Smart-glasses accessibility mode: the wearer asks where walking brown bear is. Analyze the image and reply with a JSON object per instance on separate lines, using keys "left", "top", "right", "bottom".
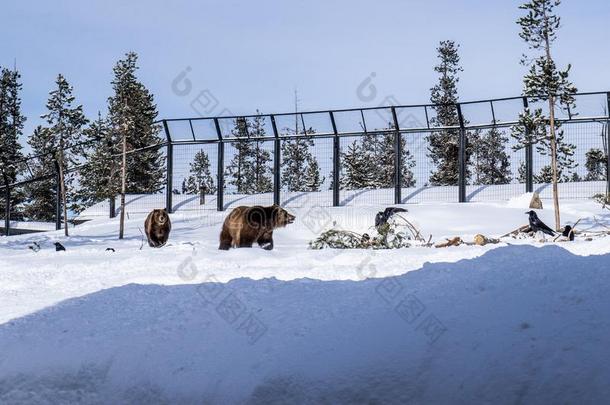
{"left": 144, "top": 208, "right": 172, "bottom": 247}
{"left": 219, "top": 204, "right": 295, "bottom": 250}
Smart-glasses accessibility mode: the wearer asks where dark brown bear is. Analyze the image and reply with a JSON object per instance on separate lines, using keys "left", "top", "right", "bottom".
{"left": 144, "top": 208, "right": 172, "bottom": 248}
{"left": 219, "top": 204, "right": 295, "bottom": 250}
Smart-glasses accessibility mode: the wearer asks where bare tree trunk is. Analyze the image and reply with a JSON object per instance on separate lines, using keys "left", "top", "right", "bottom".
{"left": 58, "top": 159, "right": 69, "bottom": 236}
{"left": 119, "top": 132, "right": 127, "bottom": 239}
{"left": 543, "top": 9, "right": 561, "bottom": 231}
{"left": 55, "top": 141, "right": 70, "bottom": 237}
{"left": 548, "top": 95, "right": 560, "bottom": 231}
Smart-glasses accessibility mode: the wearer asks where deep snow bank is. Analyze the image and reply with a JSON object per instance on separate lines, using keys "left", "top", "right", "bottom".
{"left": 1, "top": 245, "right": 610, "bottom": 404}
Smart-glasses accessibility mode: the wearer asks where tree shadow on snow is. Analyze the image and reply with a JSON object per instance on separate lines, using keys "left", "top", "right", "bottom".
{"left": 1, "top": 245, "right": 610, "bottom": 403}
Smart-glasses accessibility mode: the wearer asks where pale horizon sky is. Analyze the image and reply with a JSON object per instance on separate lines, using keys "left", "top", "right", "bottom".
{"left": 2, "top": 0, "right": 610, "bottom": 143}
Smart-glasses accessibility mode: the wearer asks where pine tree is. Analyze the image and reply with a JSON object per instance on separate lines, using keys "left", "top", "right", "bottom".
{"left": 281, "top": 127, "right": 324, "bottom": 192}
{"left": 304, "top": 158, "right": 323, "bottom": 192}
{"left": 340, "top": 140, "right": 375, "bottom": 190}
{"left": 108, "top": 52, "right": 164, "bottom": 193}
{"left": 279, "top": 91, "right": 324, "bottom": 192}
{"left": 0, "top": 67, "right": 26, "bottom": 220}
{"left": 534, "top": 165, "right": 555, "bottom": 183}
{"left": 23, "top": 126, "right": 57, "bottom": 221}
{"left": 471, "top": 127, "right": 512, "bottom": 185}
{"left": 249, "top": 113, "right": 273, "bottom": 193}
{"left": 569, "top": 172, "right": 582, "bottom": 182}
{"left": 584, "top": 148, "right": 606, "bottom": 181}
{"left": 427, "top": 40, "right": 469, "bottom": 186}
{"left": 108, "top": 52, "right": 164, "bottom": 238}
{"left": 225, "top": 117, "right": 254, "bottom": 194}
{"left": 517, "top": 161, "right": 527, "bottom": 183}
{"left": 362, "top": 129, "right": 416, "bottom": 189}
{"left": 39, "top": 74, "right": 88, "bottom": 235}
{"left": 512, "top": 0, "right": 577, "bottom": 230}
{"left": 182, "top": 149, "right": 216, "bottom": 197}
{"left": 79, "top": 113, "right": 121, "bottom": 208}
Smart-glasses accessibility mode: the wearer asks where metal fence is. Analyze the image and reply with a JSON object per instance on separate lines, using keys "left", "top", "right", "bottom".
{"left": 1, "top": 91, "right": 609, "bottom": 236}
{"left": 163, "top": 91, "right": 610, "bottom": 212}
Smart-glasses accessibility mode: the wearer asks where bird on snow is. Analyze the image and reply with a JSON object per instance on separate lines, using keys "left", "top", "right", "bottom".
{"left": 525, "top": 210, "right": 555, "bottom": 236}
{"left": 54, "top": 242, "right": 66, "bottom": 252}
{"left": 28, "top": 241, "right": 41, "bottom": 252}
{"left": 562, "top": 225, "right": 575, "bottom": 241}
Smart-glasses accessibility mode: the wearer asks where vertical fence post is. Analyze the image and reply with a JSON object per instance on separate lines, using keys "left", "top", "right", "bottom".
{"left": 162, "top": 120, "right": 173, "bottom": 213}
{"left": 330, "top": 111, "right": 340, "bottom": 206}
{"left": 166, "top": 143, "right": 173, "bottom": 213}
{"left": 214, "top": 118, "right": 225, "bottom": 211}
{"left": 391, "top": 107, "right": 402, "bottom": 204}
{"left": 109, "top": 197, "right": 116, "bottom": 218}
{"left": 3, "top": 176, "right": 10, "bottom": 236}
{"left": 270, "top": 115, "right": 281, "bottom": 205}
{"left": 523, "top": 97, "right": 534, "bottom": 193}
{"left": 603, "top": 92, "right": 610, "bottom": 195}
{"left": 54, "top": 161, "right": 61, "bottom": 231}
{"left": 456, "top": 103, "right": 467, "bottom": 203}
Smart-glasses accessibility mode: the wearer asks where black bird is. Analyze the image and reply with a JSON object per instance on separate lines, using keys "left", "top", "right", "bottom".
{"left": 562, "top": 225, "right": 575, "bottom": 241}
{"left": 54, "top": 242, "right": 66, "bottom": 252}
{"left": 28, "top": 241, "right": 41, "bottom": 252}
{"left": 375, "top": 207, "right": 408, "bottom": 229}
{"left": 525, "top": 210, "right": 555, "bottom": 236}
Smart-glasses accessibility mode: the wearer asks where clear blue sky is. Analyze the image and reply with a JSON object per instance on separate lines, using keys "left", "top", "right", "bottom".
{"left": 2, "top": 0, "right": 609, "bottom": 142}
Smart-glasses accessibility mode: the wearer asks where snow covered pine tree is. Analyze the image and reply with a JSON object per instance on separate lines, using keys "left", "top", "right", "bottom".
{"left": 108, "top": 52, "right": 164, "bottom": 238}
{"left": 23, "top": 126, "right": 57, "bottom": 221}
{"left": 427, "top": 40, "right": 470, "bottom": 186}
{"left": 340, "top": 140, "right": 375, "bottom": 190}
{"left": 281, "top": 127, "right": 324, "bottom": 192}
{"left": 340, "top": 128, "right": 415, "bottom": 191}
{"left": 584, "top": 148, "right": 606, "bottom": 181}
{"left": 471, "top": 127, "right": 512, "bottom": 185}
{"left": 225, "top": 114, "right": 273, "bottom": 194}
{"left": 0, "top": 66, "right": 26, "bottom": 221}
{"left": 182, "top": 149, "right": 216, "bottom": 204}
{"left": 279, "top": 90, "right": 324, "bottom": 193}
{"left": 79, "top": 113, "right": 121, "bottom": 210}
{"left": 249, "top": 113, "right": 273, "bottom": 193}
{"left": 39, "top": 74, "right": 88, "bottom": 235}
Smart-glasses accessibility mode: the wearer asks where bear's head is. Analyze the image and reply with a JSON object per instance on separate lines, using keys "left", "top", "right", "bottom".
{"left": 153, "top": 208, "right": 169, "bottom": 226}
{"left": 271, "top": 204, "right": 295, "bottom": 228}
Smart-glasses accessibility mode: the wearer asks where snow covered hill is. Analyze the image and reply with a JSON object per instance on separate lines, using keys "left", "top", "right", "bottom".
{"left": 76, "top": 180, "right": 607, "bottom": 220}
{"left": 1, "top": 196, "right": 610, "bottom": 403}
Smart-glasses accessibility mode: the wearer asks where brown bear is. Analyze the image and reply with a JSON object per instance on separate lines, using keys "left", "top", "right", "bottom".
{"left": 144, "top": 208, "right": 172, "bottom": 248}
{"left": 219, "top": 204, "right": 295, "bottom": 250}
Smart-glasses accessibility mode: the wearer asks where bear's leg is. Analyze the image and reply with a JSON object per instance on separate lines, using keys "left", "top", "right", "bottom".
{"left": 238, "top": 240, "right": 254, "bottom": 248}
{"left": 156, "top": 232, "right": 168, "bottom": 247}
{"left": 257, "top": 231, "right": 274, "bottom": 250}
{"left": 219, "top": 227, "right": 232, "bottom": 250}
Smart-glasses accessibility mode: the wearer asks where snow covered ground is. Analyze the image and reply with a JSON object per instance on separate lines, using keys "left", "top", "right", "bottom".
{"left": 1, "top": 195, "right": 610, "bottom": 403}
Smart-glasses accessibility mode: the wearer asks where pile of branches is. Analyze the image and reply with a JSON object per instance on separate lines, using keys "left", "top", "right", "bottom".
{"left": 500, "top": 218, "right": 610, "bottom": 242}
{"left": 434, "top": 234, "right": 500, "bottom": 248}
{"left": 309, "top": 215, "right": 430, "bottom": 250}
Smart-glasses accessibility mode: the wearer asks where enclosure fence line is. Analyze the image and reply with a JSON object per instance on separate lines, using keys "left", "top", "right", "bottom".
{"left": 2, "top": 91, "right": 610, "bottom": 236}
{"left": 161, "top": 91, "right": 610, "bottom": 213}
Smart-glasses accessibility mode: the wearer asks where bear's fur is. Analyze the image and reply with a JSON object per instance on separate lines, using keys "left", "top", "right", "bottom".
{"left": 144, "top": 208, "right": 172, "bottom": 248}
{"left": 219, "top": 204, "right": 295, "bottom": 250}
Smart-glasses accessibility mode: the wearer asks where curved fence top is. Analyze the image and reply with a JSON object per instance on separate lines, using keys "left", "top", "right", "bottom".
{"left": 158, "top": 91, "right": 610, "bottom": 143}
